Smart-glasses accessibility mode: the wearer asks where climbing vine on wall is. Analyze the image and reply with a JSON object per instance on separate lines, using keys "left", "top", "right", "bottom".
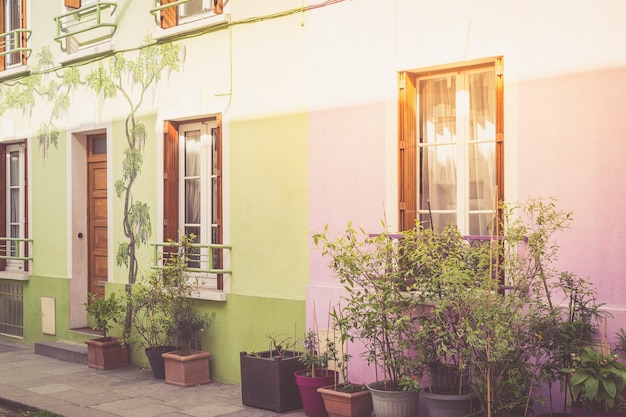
{"left": 0, "top": 46, "right": 82, "bottom": 157}
{"left": 0, "top": 39, "right": 182, "bottom": 336}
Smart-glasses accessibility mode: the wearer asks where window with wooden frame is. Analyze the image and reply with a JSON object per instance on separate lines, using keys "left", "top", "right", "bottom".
{"left": 163, "top": 116, "right": 224, "bottom": 291}
{"left": 159, "top": 0, "right": 224, "bottom": 30}
{"left": 398, "top": 57, "right": 504, "bottom": 235}
{"left": 0, "top": 0, "right": 27, "bottom": 71}
{"left": 0, "top": 142, "right": 28, "bottom": 273}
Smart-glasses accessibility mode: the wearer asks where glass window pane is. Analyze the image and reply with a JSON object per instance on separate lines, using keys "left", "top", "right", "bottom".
{"left": 9, "top": 152, "right": 19, "bottom": 186}
{"left": 92, "top": 137, "right": 106, "bottom": 154}
{"left": 468, "top": 142, "right": 495, "bottom": 211}
{"left": 420, "top": 76, "right": 456, "bottom": 145}
{"left": 185, "top": 178, "right": 200, "bottom": 224}
{"left": 185, "top": 131, "right": 201, "bottom": 177}
{"left": 468, "top": 213, "right": 495, "bottom": 236}
{"left": 10, "top": 189, "right": 18, "bottom": 223}
{"left": 419, "top": 213, "right": 456, "bottom": 232}
{"left": 419, "top": 145, "right": 457, "bottom": 211}
{"left": 180, "top": 0, "right": 203, "bottom": 18}
{"left": 184, "top": 226, "right": 201, "bottom": 269}
{"left": 468, "top": 71, "right": 495, "bottom": 142}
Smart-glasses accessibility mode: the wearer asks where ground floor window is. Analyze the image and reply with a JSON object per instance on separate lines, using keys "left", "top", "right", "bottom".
{"left": 163, "top": 116, "right": 225, "bottom": 291}
{"left": 398, "top": 57, "right": 504, "bottom": 235}
{"left": 0, "top": 281, "right": 23, "bottom": 337}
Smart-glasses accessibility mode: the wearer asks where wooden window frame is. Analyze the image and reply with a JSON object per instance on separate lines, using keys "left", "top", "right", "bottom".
{"left": 163, "top": 116, "right": 223, "bottom": 290}
{"left": 0, "top": 141, "right": 28, "bottom": 272}
{"left": 398, "top": 57, "right": 504, "bottom": 232}
{"left": 0, "top": 0, "right": 28, "bottom": 71}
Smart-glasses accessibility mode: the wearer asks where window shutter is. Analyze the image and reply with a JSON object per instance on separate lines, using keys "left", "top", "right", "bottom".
{"left": 163, "top": 121, "right": 179, "bottom": 242}
{"left": 0, "top": 3, "right": 5, "bottom": 72}
{"left": 495, "top": 57, "right": 505, "bottom": 205}
{"left": 0, "top": 145, "right": 6, "bottom": 271}
{"left": 398, "top": 72, "right": 417, "bottom": 231}
{"left": 214, "top": 114, "right": 223, "bottom": 290}
{"left": 160, "top": 0, "right": 178, "bottom": 29}
{"left": 20, "top": 0, "right": 27, "bottom": 65}
{"left": 214, "top": 0, "right": 223, "bottom": 14}
{"left": 64, "top": 0, "right": 81, "bottom": 8}
{"left": 23, "top": 142, "right": 28, "bottom": 272}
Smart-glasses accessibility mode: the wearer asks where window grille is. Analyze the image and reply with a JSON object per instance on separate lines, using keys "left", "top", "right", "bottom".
{"left": 0, "top": 281, "right": 23, "bottom": 337}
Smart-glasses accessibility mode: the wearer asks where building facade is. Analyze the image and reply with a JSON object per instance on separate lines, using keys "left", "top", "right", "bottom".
{"left": 0, "top": 0, "right": 625, "bottom": 390}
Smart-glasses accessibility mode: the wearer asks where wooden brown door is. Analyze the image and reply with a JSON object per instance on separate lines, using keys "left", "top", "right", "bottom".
{"left": 87, "top": 135, "right": 107, "bottom": 298}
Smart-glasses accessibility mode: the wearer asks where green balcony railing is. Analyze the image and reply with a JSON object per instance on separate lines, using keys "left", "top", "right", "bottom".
{"left": 0, "top": 29, "right": 31, "bottom": 60}
{"left": 151, "top": 241, "right": 231, "bottom": 275}
{"left": 54, "top": 2, "right": 117, "bottom": 44}
{"left": 0, "top": 237, "right": 33, "bottom": 262}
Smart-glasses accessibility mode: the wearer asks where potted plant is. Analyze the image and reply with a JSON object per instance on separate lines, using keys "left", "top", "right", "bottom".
{"left": 316, "top": 197, "right": 592, "bottom": 417}
{"left": 128, "top": 274, "right": 176, "bottom": 378}
{"left": 314, "top": 225, "right": 424, "bottom": 417}
{"left": 240, "top": 333, "right": 306, "bottom": 412}
{"left": 562, "top": 346, "right": 626, "bottom": 417}
{"left": 162, "top": 297, "right": 215, "bottom": 387}
{"left": 294, "top": 329, "right": 339, "bottom": 417}
{"left": 83, "top": 292, "right": 129, "bottom": 370}
{"left": 317, "top": 309, "right": 373, "bottom": 417}
{"left": 160, "top": 234, "right": 216, "bottom": 387}
{"left": 128, "top": 241, "right": 192, "bottom": 379}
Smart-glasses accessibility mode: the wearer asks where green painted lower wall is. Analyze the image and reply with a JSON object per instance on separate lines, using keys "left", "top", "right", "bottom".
{"left": 5, "top": 276, "right": 304, "bottom": 385}
{"left": 126, "top": 293, "right": 305, "bottom": 384}
{"left": 20, "top": 276, "right": 71, "bottom": 343}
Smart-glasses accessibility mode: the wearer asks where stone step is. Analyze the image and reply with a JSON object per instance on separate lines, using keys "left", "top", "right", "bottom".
{"left": 34, "top": 341, "right": 88, "bottom": 365}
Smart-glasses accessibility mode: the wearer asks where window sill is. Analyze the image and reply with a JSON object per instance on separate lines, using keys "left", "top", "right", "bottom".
{"left": 193, "top": 289, "right": 227, "bottom": 302}
{"left": 0, "top": 271, "right": 29, "bottom": 281}
{"left": 58, "top": 41, "right": 115, "bottom": 66}
{"left": 153, "top": 13, "right": 229, "bottom": 42}
{"left": 0, "top": 65, "right": 32, "bottom": 82}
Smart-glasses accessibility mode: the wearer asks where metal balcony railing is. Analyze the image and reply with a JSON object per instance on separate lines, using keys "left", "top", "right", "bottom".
{"left": 151, "top": 241, "right": 231, "bottom": 275}
{"left": 0, "top": 29, "right": 31, "bottom": 60}
{"left": 0, "top": 237, "right": 33, "bottom": 262}
{"left": 54, "top": 2, "right": 117, "bottom": 44}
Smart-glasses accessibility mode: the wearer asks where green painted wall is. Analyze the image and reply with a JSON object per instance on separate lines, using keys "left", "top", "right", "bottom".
{"left": 30, "top": 135, "right": 69, "bottom": 278}
{"left": 20, "top": 276, "right": 70, "bottom": 343}
{"left": 229, "top": 113, "right": 309, "bottom": 301}
{"left": 200, "top": 294, "right": 305, "bottom": 384}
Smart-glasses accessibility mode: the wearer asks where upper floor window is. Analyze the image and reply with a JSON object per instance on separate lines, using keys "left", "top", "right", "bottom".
{"left": 398, "top": 58, "right": 503, "bottom": 235}
{"left": 156, "top": 0, "right": 224, "bottom": 30}
{"left": 0, "top": 0, "right": 28, "bottom": 71}
{"left": 56, "top": 0, "right": 117, "bottom": 57}
{"left": 163, "top": 117, "right": 226, "bottom": 294}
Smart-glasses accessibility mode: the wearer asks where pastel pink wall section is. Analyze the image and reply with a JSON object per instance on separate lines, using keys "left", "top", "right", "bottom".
{"left": 308, "top": 101, "right": 389, "bottom": 383}
{"left": 517, "top": 67, "right": 626, "bottom": 336}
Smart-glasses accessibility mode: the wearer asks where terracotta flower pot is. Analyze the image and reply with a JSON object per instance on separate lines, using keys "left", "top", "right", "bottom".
{"left": 85, "top": 337, "right": 129, "bottom": 370}
{"left": 317, "top": 384, "right": 373, "bottom": 417}
{"left": 162, "top": 349, "right": 211, "bottom": 387}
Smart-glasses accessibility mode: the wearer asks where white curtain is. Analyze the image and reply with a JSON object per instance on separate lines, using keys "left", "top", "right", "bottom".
{"left": 468, "top": 71, "right": 496, "bottom": 235}
{"left": 420, "top": 76, "right": 457, "bottom": 230}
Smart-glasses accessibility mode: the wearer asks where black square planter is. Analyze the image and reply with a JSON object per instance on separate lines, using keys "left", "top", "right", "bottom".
{"left": 240, "top": 350, "right": 306, "bottom": 412}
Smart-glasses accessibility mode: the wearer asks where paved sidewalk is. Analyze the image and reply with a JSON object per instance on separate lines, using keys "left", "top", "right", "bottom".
{"left": 0, "top": 339, "right": 307, "bottom": 417}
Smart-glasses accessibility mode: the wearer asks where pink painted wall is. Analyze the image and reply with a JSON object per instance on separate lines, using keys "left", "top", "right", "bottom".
{"left": 304, "top": 0, "right": 626, "bottom": 394}
{"left": 517, "top": 67, "right": 626, "bottom": 338}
